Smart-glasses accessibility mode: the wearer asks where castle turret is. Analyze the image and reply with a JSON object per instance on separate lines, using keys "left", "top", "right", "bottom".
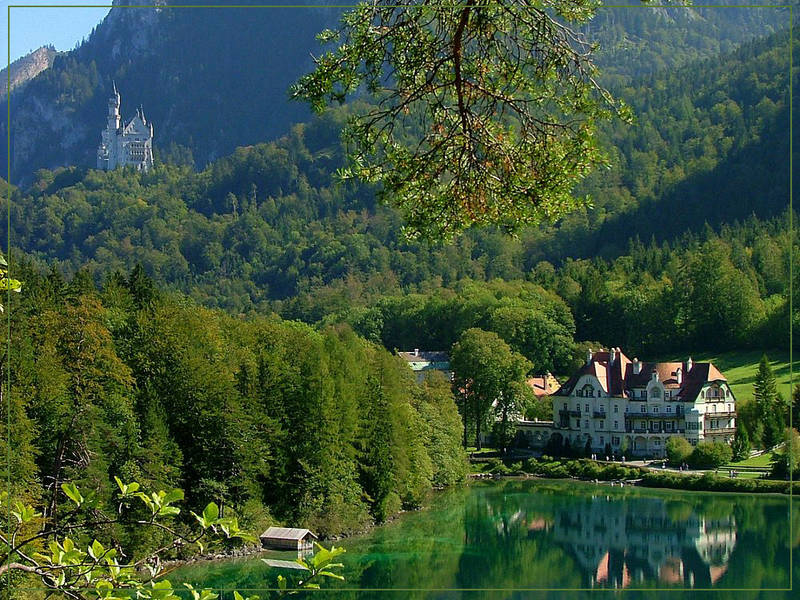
{"left": 107, "top": 81, "right": 121, "bottom": 131}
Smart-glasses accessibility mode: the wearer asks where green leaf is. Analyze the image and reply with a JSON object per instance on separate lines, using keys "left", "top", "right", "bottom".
{"left": 158, "top": 505, "right": 181, "bottom": 517}
{"left": 61, "top": 482, "right": 84, "bottom": 506}
{"left": 89, "top": 539, "right": 105, "bottom": 560}
{"left": 202, "top": 501, "right": 219, "bottom": 526}
{"left": 163, "top": 488, "right": 184, "bottom": 504}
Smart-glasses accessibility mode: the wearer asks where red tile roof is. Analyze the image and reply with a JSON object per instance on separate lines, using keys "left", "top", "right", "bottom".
{"left": 555, "top": 348, "right": 727, "bottom": 401}
{"left": 526, "top": 374, "right": 560, "bottom": 397}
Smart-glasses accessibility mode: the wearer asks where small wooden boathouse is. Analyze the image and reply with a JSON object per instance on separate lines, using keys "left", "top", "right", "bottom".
{"left": 260, "top": 527, "right": 318, "bottom": 551}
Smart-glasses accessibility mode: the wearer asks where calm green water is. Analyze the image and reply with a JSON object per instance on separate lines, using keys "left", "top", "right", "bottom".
{"left": 173, "top": 479, "right": 797, "bottom": 598}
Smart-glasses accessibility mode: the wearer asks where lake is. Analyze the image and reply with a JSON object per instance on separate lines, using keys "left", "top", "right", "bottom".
{"left": 173, "top": 479, "right": 797, "bottom": 598}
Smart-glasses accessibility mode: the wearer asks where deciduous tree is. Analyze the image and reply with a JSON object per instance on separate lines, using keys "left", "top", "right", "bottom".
{"left": 292, "top": 0, "right": 628, "bottom": 238}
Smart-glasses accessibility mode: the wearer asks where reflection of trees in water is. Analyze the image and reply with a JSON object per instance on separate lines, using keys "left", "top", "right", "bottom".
{"left": 169, "top": 481, "right": 794, "bottom": 598}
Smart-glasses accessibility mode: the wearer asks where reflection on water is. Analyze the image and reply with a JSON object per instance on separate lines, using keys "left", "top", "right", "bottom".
{"left": 541, "top": 492, "right": 736, "bottom": 588}
{"left": 172, "top": 479, "right": 795, "bottom": 597}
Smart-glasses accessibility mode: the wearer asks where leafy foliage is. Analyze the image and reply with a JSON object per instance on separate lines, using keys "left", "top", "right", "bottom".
{"left": 293, "top": 0, "right": 630, "bottom": 238}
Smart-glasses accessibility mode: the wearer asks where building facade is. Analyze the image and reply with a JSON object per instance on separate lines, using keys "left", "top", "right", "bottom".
{"left": 552, "top": 348, "right": 736, "bottom": 458}
{"left": 398, "top": 349, "right": 452, "bottom": 383}
{"left": 97, "top": 83, "right": 154, "bottom": 172}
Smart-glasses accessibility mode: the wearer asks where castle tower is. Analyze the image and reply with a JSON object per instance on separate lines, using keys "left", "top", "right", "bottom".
{"left": 108, "top": 81, "right": 121, "bottom": 131}
{"left": 97, "top": 84, "right": 153, "bottom": 172}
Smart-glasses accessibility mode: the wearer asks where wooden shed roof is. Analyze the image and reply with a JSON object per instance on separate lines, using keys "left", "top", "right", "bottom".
{"left": 260, "top": 526, "right": 318, "bottom": 541}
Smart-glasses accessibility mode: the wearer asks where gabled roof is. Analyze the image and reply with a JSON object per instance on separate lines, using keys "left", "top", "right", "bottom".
{"left": 555, "top": 348, "right": 728, "bottom": 401}
{"left": 123, "top": 115, "right": 150, "bottom": 135}
{"left": 398, "top": 350, "right": 449, "bottom": 363}
{"left": 260, "top": 527, "right": 318, "bottom": 541}
{"left": 526, "top": 374, "right": 560, "bottom": 397}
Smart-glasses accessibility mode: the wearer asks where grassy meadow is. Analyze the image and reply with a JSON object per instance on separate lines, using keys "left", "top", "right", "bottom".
{"left": 658, "top": 349, "right": 795, "bottom": 404}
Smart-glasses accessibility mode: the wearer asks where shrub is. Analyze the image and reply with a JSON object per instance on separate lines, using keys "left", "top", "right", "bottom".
{"left": 688, "top": 441, "right": 733, "bottom": 469}
{"left": 665, "top": 436, "right": 693, "bottom": 466}
{"left": 487, "top": 458, "right": 510, "bottom": 475}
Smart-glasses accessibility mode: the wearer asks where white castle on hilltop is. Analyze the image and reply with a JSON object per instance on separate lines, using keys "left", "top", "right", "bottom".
{"left": 97, "top": 83, "right": 153, "bottom": 172}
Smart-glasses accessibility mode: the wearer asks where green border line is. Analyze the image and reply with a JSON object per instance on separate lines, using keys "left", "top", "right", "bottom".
{"left": 4, "top": 1, "right": 796, "bottom": 595}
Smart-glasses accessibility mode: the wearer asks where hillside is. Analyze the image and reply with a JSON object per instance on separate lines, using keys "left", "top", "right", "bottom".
{"left": 1, "top": 46, "right": 57, "bottom": 93}
{"left": 3, "top": 21, "right": 794, "bottom": 300}
{"left": 0, "top": 0, "right": 786, "bottom": 185}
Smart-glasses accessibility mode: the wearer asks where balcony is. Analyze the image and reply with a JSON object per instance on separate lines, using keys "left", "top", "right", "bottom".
{"left": 625, "top": 412, "right": 683, "bottom": 419}
{"left": 625, "top": 426, "right": 686, "bottom": 434}
{"left": 593, "top": 411, "right": 606, "bottom": 418}
{"left": 559, "top": 409, "right": 581, "bottom": 418}
{"left": 706, "top": 410, "right": 737, "bottom": 418}
{"left": 705, "top": 427, "right": 736, "bottom": 434}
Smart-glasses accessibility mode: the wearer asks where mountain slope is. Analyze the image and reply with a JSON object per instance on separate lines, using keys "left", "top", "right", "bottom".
{"left": 0, "top": 0, "right": 786, "bottom": 185}
{"left": 1, "top": 46, "right": 57, "bottom": 94}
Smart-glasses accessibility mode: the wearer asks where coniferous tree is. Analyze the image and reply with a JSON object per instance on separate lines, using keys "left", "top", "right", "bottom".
{"left": 731, "top": 426, "right": 751, "bottom": 462}
{"left": 754, "top": 353, "right": 781, "bottom": 449}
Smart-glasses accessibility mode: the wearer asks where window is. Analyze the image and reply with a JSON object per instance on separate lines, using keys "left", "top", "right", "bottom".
{"left": 563, "top": 403, "right": 567, "bottom": 409}
{"left": 575, "top": 420, "right": 580, "bottom": 428}
{"left": 614, "top": 421, "right": 618, "bottom": 429}
{"left": 666, "top": 423, "right": 672, "bottom": 431}
{"left": 585, "top": 404, "right": 589, "bottom": 412}
{"left": 666, "top": 406, "right": 672, "bottom": 413}
{"left": 654, "top": 406, "right": 659, "bottom": 413}
{"left": 612, "top": 436, "right": 620, "bottom": 445}
{"left": 584, "top": 420, "right": 589, "bottom": 428}
{"left": 614, "top": 405, "right": 619, "bottom": 413}
{"left": 650, "top": 388, "right": 661, "bottom": 399}
{"left": 641, "top": 405, "right": 646, "bottom": 413}
{"left": 600, "top": 421, "right": 605, "bottom": 429}
{"left": 600, "top": 436, "right": 604, "bottom": 444}
{"left": 654, "top": 439, "right": 661, "bottom": 446}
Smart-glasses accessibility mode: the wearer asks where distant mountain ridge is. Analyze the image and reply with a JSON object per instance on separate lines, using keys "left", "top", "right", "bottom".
{"left": 1, "top": 46, "right": 57, "bottom": 94}
{"left": 0, "top": 0, "right": 787, "bottom": 185}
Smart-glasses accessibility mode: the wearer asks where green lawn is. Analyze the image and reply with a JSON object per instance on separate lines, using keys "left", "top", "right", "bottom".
{"left": 727, "top": 451, "right": 776, "bottom": 469}
{"left": 657, "top": 349, "right": 796, "bottom": 404}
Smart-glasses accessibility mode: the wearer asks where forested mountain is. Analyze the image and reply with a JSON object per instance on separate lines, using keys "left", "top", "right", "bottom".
{"left": 3, "top": 20, "right": 794, "bottom": 311}
{"left": 0, "top": 0, "right": 787, "bottom": 185}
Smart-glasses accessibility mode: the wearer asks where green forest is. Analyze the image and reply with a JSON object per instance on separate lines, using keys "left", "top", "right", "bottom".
{"left": 2, "top": 261, "right": 468, "bottom": 546}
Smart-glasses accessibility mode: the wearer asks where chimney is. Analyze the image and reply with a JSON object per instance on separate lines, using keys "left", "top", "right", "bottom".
{"left": 610, "top": 347, "right": 617, "bottom": 364}
{"left": 587, "top": 349, "right": 593, "bottom": 365}
{"left": 414, "top": 348, "right": 419, "bottom": 357}
{"left": 676, "top": 367, "right": 683, "bottom": 385}
{"left": 686, "top": 357, "right": 693, "bottom": 372}
{"left": 633, "top": 358, "right": 641, "bottom": 375}
{"left": 652, "top": 368, "right": 659, "bottom": 381}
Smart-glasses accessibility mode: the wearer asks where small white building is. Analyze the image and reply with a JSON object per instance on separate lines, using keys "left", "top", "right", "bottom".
{"left": 97, "top": 83, "right": 154, "bottom": 172}
{"left": 550, "top": 348, "right": 736, "bottom": 458}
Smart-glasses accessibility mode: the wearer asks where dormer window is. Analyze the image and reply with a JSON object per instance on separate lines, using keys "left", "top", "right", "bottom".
{"left": 580, "top": 384, "right": 594, "bottom": 398}
{"left": 650, "top": 388, "right": 661, "bottom": 399}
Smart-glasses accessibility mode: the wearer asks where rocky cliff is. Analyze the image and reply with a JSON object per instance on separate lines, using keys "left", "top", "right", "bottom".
{"left": 1, "top": 46, "right": 57, "bottom": 94}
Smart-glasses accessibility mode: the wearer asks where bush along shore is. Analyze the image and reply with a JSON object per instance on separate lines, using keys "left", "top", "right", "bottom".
{"left": 474, "top": 457, "right": 799, "bottom": 495}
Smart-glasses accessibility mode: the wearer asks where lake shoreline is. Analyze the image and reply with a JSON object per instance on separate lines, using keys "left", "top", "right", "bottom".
{"left": 469, "top": 469, "right": 798, "bottom": 495}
